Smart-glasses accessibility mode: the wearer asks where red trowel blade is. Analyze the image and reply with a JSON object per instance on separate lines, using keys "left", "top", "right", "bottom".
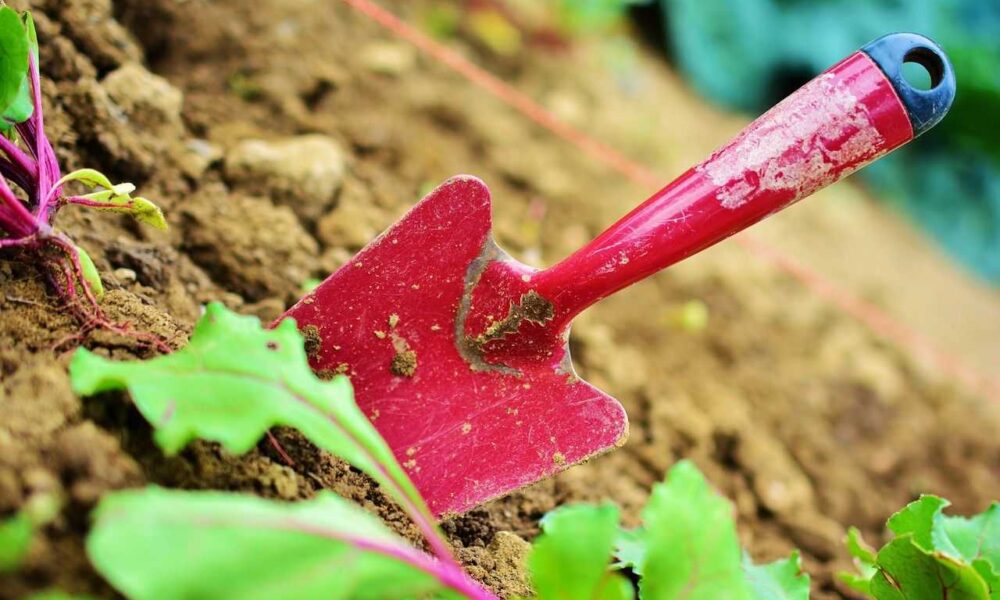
{"left": 281, "top": 177, "right": 627, "bottom": 516}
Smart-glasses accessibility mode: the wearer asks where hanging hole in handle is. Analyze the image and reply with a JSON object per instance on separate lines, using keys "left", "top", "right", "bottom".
{"left": 902, "top": 47, "right": 945, "bottom": 91}
{"left": 861, "top": 33, "right": 956, "bottom": 137}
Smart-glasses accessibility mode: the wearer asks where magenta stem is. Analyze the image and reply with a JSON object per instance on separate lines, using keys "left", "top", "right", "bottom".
{"left": 0, "top": 185, "right": 39, "bottom": 238}
{"left": 0, "top": 236, "right": 31, "bottom": 249}
{"left": 26, "top": 54, "right": 60, "bottom": 223}
{"left": 240, "top": 516, "right": 498, "bottom": 600}
{"left": 0, "top": 133, "right": 36, "bottom": 184}
{"left": 64, "top": 196, "right": 132, "bottom": 210}
{"left": 350, "top": 536, "right": 497, "bottom": 600}
{"left": 376, "top": 462, "right": 455, "bottom": 565}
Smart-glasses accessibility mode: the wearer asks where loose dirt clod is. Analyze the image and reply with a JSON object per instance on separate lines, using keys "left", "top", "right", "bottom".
{"left": 477, "top": 290, "right": 555, "bottom": 345}
{"left": 302, "top": 325, "right": 321, "bottom": 357}
{"left": 391, "top": 349, "right": 418, "bottom": 377}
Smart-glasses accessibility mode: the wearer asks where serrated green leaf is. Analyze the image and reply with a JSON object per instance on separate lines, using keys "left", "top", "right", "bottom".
{"left": 847, "top": 527, "right": 879, "bottom": 567}
{"left": 638, "top": 460, "right": 751, "bottom": 600}
{"left": 870, "top": 536, "right": 990, "bottom": 600}
{"left": 0, "top": 511, "right": 32, "bottom": 572}
{"left": 613, "top": 527, "right": 645, "bottom": 575}
{"left": 69, "top": 303, "right": 429, "bottom": 531}
{"left": 971, "top": 559, "right": 1000, "bottom": 600}
{"left": 936, "top": 503, "right": 1000, "bottom": 576}
{"left": 0, "top": 7, "right": 28, "bottom": 120}
{"left": 839, "top": 572, "right": 873, "bottom": 597}
{"left": 87, "top": 488, "right": 463, "bottom": 600}
{"left": 888, "top": 496, "right": 949, "bottom": 551}
{"left": 840, "top": 527, "right": 878, "bottom": 595}
{"left": 742, "top": 550, "right": 810, "bottom": 600}
{"left": 529, "top": 503, "right": 633, "bottom": 600}
{"left": 74, "top": 244, "right": 104, "bottom": 302}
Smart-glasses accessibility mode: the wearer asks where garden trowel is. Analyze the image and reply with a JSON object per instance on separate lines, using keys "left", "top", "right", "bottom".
{"left": 280, "top": 34, "right": 955, "bottom": 516}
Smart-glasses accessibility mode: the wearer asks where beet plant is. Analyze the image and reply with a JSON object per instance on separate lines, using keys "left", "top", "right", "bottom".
{"left": 842, "top": 496, "right": 998, "bottom": 598}
{"left": 0, "top": 8, "right": 165, "bottom": 348}
{"left": 67, "top": 304, "right": 810, "bottom": 599}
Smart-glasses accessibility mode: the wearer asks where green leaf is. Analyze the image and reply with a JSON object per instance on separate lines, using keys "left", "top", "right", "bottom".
{"left": 887, "top": 495, "right": 950, "bottom": 552}
{"left": 742, "top": 551, "right": 810, "bottom": 600}
{"left": 0, "top": 12, "right": 37, "bottom": 130}
{"left": 301, "top": 277, "right": 322, "bottom": 294}
{"left": 27, "top": 593, "right": 99, "bottom": 600}
{"left": 971, "top": 560, "right": 1000, "bottom": 600}
{"left": 870, "top": 536, "right": 990, "bottom": 600}
{"left": 936, "top": 503, "right": 1000, "bottom": 575}
{"left": 3, "top": 72, "right": 32, "bottom": 128}
{"left": 847, "top": 527, "right": 879, "bottom": 567}
{"left": 22, "top": 12, "right": 37, "bottom": 60}
{"left": 638, "top": 460, "right": 751, "bottom": 600}
{"left": 613, "top": 527, "right": 645, "bottom": 575}
{"left": 127, "top": 197, "right": 167, "bottom": 230}
{"left": 87, "top": 487, "right": 463, "bottom": 600}
{"left": 0, "top": 511, "right": 32, "bottom": 572}
{"left": 839, "top": 527, "right": 878, "bottom": 595}
{"left": 529, "top": 503, "right": 633, "bottom": 600}
{"left": 884, "top": 496, "right": 999, "bottom": 595}
{"left": 74, "top": 244, "right": 104, "bottom": 302}
{"left": 58, "top": 169, "right": 168, "bottom": 231}
{"left": 58, "top": 168, "right": 117, "bottom": 191}
{"left": 69, "top": 303, "right": 430, "bottom": 530}
{"left": 0, "top": 7, "right": 28, "bottom": 120}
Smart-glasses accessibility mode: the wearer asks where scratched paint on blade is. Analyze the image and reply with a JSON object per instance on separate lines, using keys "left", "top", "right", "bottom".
{"left": 697, "top": 73, "right": 886, "bottom": 209}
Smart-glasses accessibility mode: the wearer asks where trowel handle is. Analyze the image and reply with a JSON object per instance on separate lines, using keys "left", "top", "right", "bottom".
{"left": 532, "top": 33, "right": 955, "bottom": 327}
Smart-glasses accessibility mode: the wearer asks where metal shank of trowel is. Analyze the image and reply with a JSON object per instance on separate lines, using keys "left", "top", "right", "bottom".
{"left": 463, "top": 32, "right": 956, "bottom": 354}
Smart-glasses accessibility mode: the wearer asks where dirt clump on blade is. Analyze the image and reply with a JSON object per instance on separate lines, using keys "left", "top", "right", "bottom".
{"left": 0, "top": 0, "right": 997, "bottom": 599}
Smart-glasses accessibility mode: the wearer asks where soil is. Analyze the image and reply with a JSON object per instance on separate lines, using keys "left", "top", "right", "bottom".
{"left": 1, "top": 0, "right": 997, "bottom": 598}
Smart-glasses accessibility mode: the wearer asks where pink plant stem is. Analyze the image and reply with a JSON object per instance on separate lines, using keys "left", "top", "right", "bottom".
{"left": 26, "top": 54, "right": 58, "bottom": 223}
{"left": 369, "top": 451, "right": 456, "bottom": 567}
{"left": 243, "top": 517, "right": 499, "bottom": 600}
{"left": 0, "top": 188, "right": 38, "bottom": 238}
{"left": 49, "top": 234, "right": 102, "bottom": 309}
{"left": 65, "top": 196, "right": 133, "bottom": 210}
{"left": 348, "top": 537, "right": 497, "bottom": 600}
{"left": 0, "top": 236, "right": 30, "bottom": 249}
{"left": 0, "top": 135, "right": 35, "bottom": 185}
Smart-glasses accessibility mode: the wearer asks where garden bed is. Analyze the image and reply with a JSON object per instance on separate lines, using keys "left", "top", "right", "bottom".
{"left": 1, "top": 0, "right": 997, "bottom": 598}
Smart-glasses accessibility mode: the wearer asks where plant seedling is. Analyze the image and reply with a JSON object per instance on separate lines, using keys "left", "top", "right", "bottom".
{"left": 841, "top": 496, "right": 999, "bottom": 599}
{"left": 69, "top": 312, "right": 807, "bottom": 599}
{"left": 281, "top": 33, "right": 957, "bottom": 515}
{"left": 0, "top": 8, "right": 166, "bottom": 349}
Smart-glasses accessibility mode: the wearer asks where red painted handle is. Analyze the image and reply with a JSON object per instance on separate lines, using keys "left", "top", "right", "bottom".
{"left": 531, "top": 50, "right": 918, "bottom": 329}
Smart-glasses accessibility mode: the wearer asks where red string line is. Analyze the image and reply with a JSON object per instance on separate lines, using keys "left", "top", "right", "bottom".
{"left": 341, "top": 0, "right": 998, "bottom": 401}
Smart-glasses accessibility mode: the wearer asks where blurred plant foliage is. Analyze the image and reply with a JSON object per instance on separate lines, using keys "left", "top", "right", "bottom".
{"left": 659, "top": 0, "right": 1000, "bottom": 282}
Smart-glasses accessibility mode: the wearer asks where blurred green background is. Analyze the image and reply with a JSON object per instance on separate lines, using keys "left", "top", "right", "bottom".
{"left": 644, "top": 0, "right": 1000, "bottom": 284}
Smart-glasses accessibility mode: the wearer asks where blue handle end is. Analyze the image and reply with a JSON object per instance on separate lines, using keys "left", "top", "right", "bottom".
{"left": 862, "top": 33, "right": 956, "bottom": 137}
